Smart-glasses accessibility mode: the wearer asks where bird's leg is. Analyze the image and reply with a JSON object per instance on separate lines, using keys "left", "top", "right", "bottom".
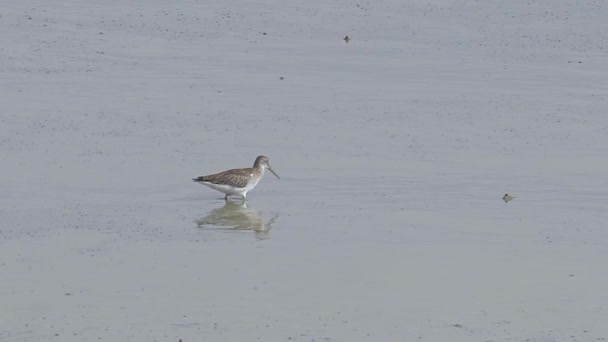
{"left": 224, "top": 194, "right": 229, "bottom": 201}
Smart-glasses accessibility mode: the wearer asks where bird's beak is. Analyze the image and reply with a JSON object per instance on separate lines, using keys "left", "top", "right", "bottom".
{"left": 268, "top": 167, "right": 280, "bottom": 179}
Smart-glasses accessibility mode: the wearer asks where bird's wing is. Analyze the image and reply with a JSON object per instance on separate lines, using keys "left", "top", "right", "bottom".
{"left": 193, "top": 168, "right": 253, "bottom": 188}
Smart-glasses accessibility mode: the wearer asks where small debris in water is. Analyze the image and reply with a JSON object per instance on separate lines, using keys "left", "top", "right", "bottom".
{"left": 502, "top": 193, "right": 515, "bottom": 203}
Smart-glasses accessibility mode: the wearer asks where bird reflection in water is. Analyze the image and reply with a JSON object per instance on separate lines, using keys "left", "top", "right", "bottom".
{"left": 196, "top": 201, "right": 278, "bottom": 240}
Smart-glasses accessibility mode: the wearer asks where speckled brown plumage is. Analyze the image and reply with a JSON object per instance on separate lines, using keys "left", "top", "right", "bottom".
{"left": 193, "top": 155, "right": 280, "bottom": 200}
{"left": 193, "top": 168, "right": 257, "bottom": 189}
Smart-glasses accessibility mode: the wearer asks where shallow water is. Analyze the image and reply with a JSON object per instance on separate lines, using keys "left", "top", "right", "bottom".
{"left": 2, "top": 0, "right": 608, "bottom": 341}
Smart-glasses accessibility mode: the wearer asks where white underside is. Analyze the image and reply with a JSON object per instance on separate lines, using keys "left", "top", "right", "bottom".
{"left": 200, "top": 178, "right": 260, "bottom": 197}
